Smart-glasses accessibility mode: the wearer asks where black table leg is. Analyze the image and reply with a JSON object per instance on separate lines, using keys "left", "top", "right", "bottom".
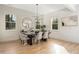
{"left": 27, "top": 38, "right": 32, "bottom": 45}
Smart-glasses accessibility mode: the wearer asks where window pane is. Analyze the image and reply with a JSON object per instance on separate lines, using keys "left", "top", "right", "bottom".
{"left": 11, "top": 23, "right": 16, "bottom": 29}
{"left": 6, "top": 22, "right": 11, "bottom": 29}
{"left": 5, "top": 14, "right": 16, "bottom": 22}
{"left": 10, "top": 15, "right": 16, "bottom": 22}
{"left": 53, "top": 18, "right": 58, "bottom": 23}
{"left": 6, "top": 22, "right": 16, "bottom": 30}
{"left": 52, "top": 24, "right": 58, "bottom": 29}
{"left": 5, "top": 14, "right": 10, "bottom": 21}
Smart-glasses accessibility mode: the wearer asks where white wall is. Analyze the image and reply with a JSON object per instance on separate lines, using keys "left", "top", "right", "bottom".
{"left": 0, "top": 5, "right": 34, "bottom": 42}
{"left": 1, "top": 5, "right": 79, "bottom": 43}
{"left": 43, "top": 8, "right": 79, "bottom": 43}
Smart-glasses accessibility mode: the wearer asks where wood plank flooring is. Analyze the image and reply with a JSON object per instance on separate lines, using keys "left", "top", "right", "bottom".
{"left": 0, "top": 39, "right": 79, "bottom": 54}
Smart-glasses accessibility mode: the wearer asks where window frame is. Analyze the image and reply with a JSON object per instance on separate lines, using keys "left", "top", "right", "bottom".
{"left": 52, "top": 17, "right": 59, "bottom": 30}
{"left": 5, "top": 14, "right": 16, "bottom": 30}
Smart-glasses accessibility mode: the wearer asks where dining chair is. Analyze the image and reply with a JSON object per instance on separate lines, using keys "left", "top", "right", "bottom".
{"left": 42, "top": 31, "right": 48, "bottom": 41}
{"left": 35, "top": 31, "right": 43, "bottom": 44}
{"left": 20, "top": 32, "right": 29, "bottom": 45}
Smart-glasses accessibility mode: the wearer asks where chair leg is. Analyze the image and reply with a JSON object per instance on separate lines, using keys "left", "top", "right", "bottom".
{"left": 21, "top": 40, "right": 22, "bottom": 44}
{"left": 38, "top": 40, "right": 40, "bottom": 43}
{"left": 35, "top": 39, "right": 40, "bottom": 44}
{"left": 34, "top": 39, "right": 37, "bottom": 44}
{"left": 33, "top": 39, "right": 36, "bottom": 44}
{"left": 21, "top": 40, "right": 24, "bottom": 44}
{"left": 24, "top": 41, "right": 27, "bottom": 45}
{"left": 23, "top": 40, "right": 24, "bottom": 44}
{"left": 32, "top": 38, "right": 34, "bottom": 44}
{"left": 36, "top": 40, "right": 38, "bottom": 44}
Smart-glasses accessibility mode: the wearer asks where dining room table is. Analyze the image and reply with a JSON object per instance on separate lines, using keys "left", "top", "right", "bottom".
{"left": 24, "top": 32, "right": 36, "bottom": 45}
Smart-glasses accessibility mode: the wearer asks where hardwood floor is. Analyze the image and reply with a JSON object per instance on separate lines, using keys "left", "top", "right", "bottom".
{"left": 0, "top": 39, "right": 79, "bottom": 54}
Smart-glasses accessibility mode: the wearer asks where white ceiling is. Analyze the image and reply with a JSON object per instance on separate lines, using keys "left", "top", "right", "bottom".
{"left": 5, "top": 4, "right": 79, "bottom": 15}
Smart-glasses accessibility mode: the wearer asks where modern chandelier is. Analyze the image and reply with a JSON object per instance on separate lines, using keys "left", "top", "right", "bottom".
{"left": 35, "top": 4, "right": 40, "bottom": 29}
